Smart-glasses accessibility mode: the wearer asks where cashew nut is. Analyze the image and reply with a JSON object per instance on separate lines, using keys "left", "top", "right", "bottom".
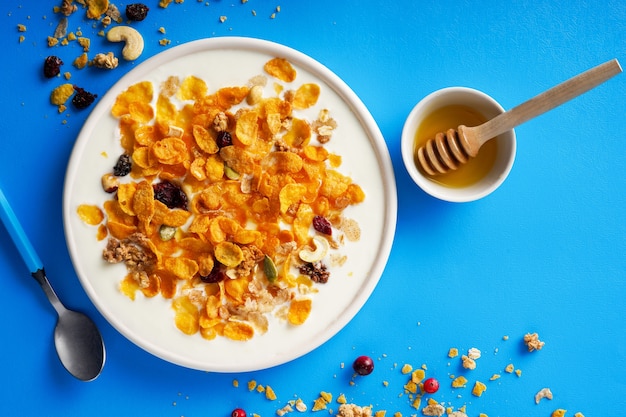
{"left": 299, "top": 236, "right": 330, "bottom": 263}
{"left": 107, "top": 26, "right": 144, "bottom": 61}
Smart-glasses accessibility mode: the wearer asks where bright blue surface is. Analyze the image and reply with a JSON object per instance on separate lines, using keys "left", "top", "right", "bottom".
{"left": 1, "top": 1, "right": 625, "bottom": 416}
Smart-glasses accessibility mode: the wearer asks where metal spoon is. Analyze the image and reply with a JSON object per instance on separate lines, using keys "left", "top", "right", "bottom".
{"left": 0, "top": 187, "right": 105, "bottom": 381}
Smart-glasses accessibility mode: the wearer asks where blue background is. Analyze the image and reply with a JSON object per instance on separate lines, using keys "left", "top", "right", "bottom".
{"left": 1, "top": 1, "right": 625, "bottom": 416}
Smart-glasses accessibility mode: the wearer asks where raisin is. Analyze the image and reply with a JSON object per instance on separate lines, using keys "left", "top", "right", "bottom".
{"left": 72, "top": 86, "right": 97, "bottom": 109}
{"left": 113, "top": 154, "right": 132, "bottom": 176}
{"left": 216, "top": 131, "right": 233, "bottom": 148}
{"left": 312, "top": 215, "right": 332, "bottom": 235}
{"left": 43, "top": 56, "right": 63, "bottom": 78}
{"left": 126, "top": 3, "right": 149, "bottom": 21}
{"left": 200, "top": 263, "right": 225, "bottom": 283}
{"left": 153, "top": 180, "right": 188, "bottom": 210}
{"left": 298, "top": 262, "right": 330, "bottom": 283}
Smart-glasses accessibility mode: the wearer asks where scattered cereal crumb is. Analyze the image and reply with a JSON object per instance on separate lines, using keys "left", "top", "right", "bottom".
{"left": 489, "top": 374, "right": 501, "bottom": 381}
{"left": 411, "top": 369, "right": 425, "bottom": 383}
{"left": 312, "top": 391, "right": 333, "bottom": 411}
{"left": 401, "top": 364, "right": 413, "bottom": 374}
{"left": 471, "top": 381, "right": 487, "bottom": 397}
{"left": 17, "top": 24, "right": 26, "bottom": 32}
{"left": 451, "top": 376, "right": 467, "bottom": 388}
{"left": 73, "top": 53, "right": 89, "bottom": 69}
{"left": 337, "top": 393, "right": 347, "bottom": 404}
{"left": 524, "top": 333, "right": 545, "bottom": 352}
{"left": 159, "top": 27, "right": 166, "bottom": 33}
{"left": 247, "top": 380, "right": 257, "bottom": 391}
{"left": 77, "top": 36, "right": 90, "bottom": 52}
{"left": 515, "top": 369, "right": 522, "bottom": 377}
{"left": 50, "top": 83, "right": 74, "bottom": 106}
{"left": 534, "top": 387, "right": 553, "bottom": 404}
{"left": 479, "top": 414, "right": 488, "bottom": 417}
{"left": 573, "top": 413, "right": 584, "bottom": 417}
{"left": 551, "top": 409, "right": 566, "bottom": 417}
{"left": 504, "top": 364, "right": 514, "bottom": 373}
{"left": 448, "top": 412, "right": 467, "bottom": 417}
{"left": 232, "top": 379, "right": 239, "bottom": 387}
{"left": 448, "top": 348, "right": 458, "bottom": 358}
{"left": 219, "top": 15, "right": 227, "bottom": 22}
{"left": 503, "top": 335, "right": 509, "bottom": 340}
{"left": 265, "top": 385, "right": 277, "bottom": 401}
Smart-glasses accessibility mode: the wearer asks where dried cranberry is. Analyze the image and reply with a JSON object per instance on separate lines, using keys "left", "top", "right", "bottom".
{"left": 43, "top": 56, "right": 63, "bottom": 78}
{"left": 126, "top": 3, "right": 149, "bottom": 21}
{"left": 153, "top": 181, "right": 188, "bottom": 210}
{"left": 200, "top": 263, "right": 225, "bottom": 283}
{"left": 231, "top": 409, "right": 246, "bottom": 417}
{"left": 353, "top": 355, "right": 374, "bottom": 376}
{"left": 113, "top": 154, "right": 132, "bottom": 176}
{"left": 423, "top": 377, "right": 439, "bottom": 394}
{"left": 72, "top": 86, "right": 97, "bottom": 109}
{"left": 312, "top": 215, "right": 332, "bottom": 235}
{"left": 216, "top": 131, "right": 233, "bottom": 148}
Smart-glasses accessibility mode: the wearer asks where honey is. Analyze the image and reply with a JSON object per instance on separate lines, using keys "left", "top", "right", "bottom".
{"left": 414, "top": 105, "right": 498, "bottom": 188}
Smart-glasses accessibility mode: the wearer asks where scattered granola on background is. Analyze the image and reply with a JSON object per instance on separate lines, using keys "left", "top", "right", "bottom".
{"left": 337, "top": 403, "right": 373, "bottom": 417}
{"left": 524, "top": 332, "right": 545, "bottom": 352}
{"left": 535, "top": 387, "right": 553, "bottom": 404}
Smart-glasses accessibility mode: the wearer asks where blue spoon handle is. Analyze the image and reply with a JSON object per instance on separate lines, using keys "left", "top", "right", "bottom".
{"left": 0, "top": 188, "right": 44, "bottom": 274}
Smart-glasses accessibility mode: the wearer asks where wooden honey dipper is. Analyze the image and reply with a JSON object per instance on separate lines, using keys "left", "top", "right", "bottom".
{"left": 417, "top": 59, "right": 622, "bottom": 176}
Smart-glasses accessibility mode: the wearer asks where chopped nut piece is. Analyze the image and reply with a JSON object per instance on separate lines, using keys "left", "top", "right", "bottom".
{"left": 467, "top": 347, "right": 481, "bottom": 360}
{"left": 535, "top": 387, "right": 553, "bottom": 404}
{"left": 54, "top": 17, "right": 68, "bottom": 38}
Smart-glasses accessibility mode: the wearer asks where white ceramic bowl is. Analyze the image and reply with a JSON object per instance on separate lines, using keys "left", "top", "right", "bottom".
{"left": 401, "top": 87, "right": 516, "bottom": 202}
{"left": 63, "top": 37, "right": 397, "bottom": 372}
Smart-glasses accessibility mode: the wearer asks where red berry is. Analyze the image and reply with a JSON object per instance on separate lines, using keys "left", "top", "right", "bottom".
{"left": 352, "top": 355, "right": 374, "bottom": 376}
{"left": 312, "top": 215, "right": 332, "bottom": 235}
{"left": 423, "top": 377, "right": 439, "bottom": 393}
{"left": 231, "top": 408, "right": 246, "bottom": 417}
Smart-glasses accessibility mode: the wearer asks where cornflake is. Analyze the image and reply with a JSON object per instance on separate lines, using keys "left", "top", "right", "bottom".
{"left": 86, "top": 58, "right": 365, "bottom": 342}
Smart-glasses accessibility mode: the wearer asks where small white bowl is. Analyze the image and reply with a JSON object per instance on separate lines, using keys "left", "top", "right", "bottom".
{"left": 401, "top": 87, "right": 516, "bottom": 202}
